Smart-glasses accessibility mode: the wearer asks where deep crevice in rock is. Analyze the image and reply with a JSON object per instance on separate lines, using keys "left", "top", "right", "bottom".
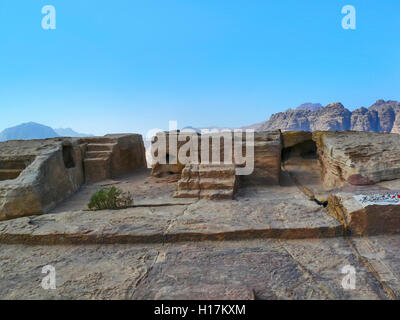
{"left": 62, "top": 145, "right": 75, "bottom": 169}
{"left": 314, "top": 199, "right": 328, "bottom": 208}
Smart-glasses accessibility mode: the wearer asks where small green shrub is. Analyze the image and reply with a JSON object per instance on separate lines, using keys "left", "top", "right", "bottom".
{"left": 88, "top": 186, "right": 133, "bottom": 210}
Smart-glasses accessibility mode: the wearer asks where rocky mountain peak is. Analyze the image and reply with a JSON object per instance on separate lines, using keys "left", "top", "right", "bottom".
{"left": 258, "top": 100, "right": 400, "bottom": 133}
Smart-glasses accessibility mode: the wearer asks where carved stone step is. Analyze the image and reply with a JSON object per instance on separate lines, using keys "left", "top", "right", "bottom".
{"left": 85, "top": 151, "right": 112, "bottom": 159}
{"left": 87, "top": 143, "right": 116, "bottom": 152}
{"left": 84, "top": 158, "right": 111, "bottom": 183}
{"left": 175, "top": 163, "right": 237, "bottom": 200}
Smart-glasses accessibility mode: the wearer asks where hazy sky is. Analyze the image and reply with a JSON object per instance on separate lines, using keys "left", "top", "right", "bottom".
{"left": 1, "top": 0, "right": 400, "bottom": 136}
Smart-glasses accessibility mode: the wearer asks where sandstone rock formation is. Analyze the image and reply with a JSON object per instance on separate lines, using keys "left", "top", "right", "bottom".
{"left": 151, "top": 130, "right": 282, "bottom": 194}
{"left": 279, "top": 130, "right": 400, "bottom": 238}
{"left": 328, "top": 192, "right": 400, "bottom": 236}
{"left": 350, "top": 107, "right": 380, "bottom": 132}
{"left": 313, "top": 131, "right": 400, "bottom": 188}
{"left": 154, "top": 129, "right": 400, "bottom": 201}
{"left": 0, "top": 139, "right": 84, "bottom": 221}
{"left": 262, "top": 109, "right": 311, "bottom": 131}
{"left": 241, "top": 131, "right": 282, "bottom": 185}
{"left": 174, "top": 164, "right": 238, "bottom": 199}
{"left": 3, "top": 130, "right": 400, "bottom": 300}
{"left": 259, "top": 100, "right": 400, "bottom": 133}
{"left": 369, "top": 100, "right": 400, "bottom": 132}
{"left": 2, "top": 235, "right": 398, "bottom": 300}
{"left": 309, "top": 103, "right": 352, "bottom": 131}
{"left": 80, "top": 134, "right": 146, "bottom": 183}
{"left": 260, "top": 103, "right": 351, "bottom": 131}
{"left": 0, "top": 134, "right": 146, "bottom": 221}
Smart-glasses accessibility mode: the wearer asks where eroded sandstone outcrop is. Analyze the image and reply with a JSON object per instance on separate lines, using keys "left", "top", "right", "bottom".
{"left": 0, "top": 134, "right": 146, "bottom": 221}
{"left": 80, "top": 134, "right": 146, "bottom": 183}
{"left": 261, "top": 103, "right": 351, "bottom": 132}
{"left": 309, "top": 103, "right": 352, "bottom": 131}
{"left": 369, "top": 100, "right": 400, "bottom": 133}
{"left": 152, "top": 130, "right": 283, "bottom": 194}
{"left": 350, "top": 107, "right": 380, "bottom": 132}
{"left": 328, "top": 192, "right": 400, "bottom": 236}
{"left": 174, "top": 164, "right": 238, "bottom": 199}
{"left": 242, "top": 131, "right": 282, "bottom": 185}
{"left": 313, "top": 131, "right": 400, "bottom": 188}
{"left": 0, "top": 139, "right": 84, "bottom": 220}
{"left": 260, "top": 100, "right": 400, "bottom": 133}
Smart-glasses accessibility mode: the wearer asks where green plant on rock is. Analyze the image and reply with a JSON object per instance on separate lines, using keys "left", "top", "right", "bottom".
{"left": 88, "top": 186, "right": 133, "bottom": 210}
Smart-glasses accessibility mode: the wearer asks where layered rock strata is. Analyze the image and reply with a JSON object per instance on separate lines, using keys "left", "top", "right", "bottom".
{"left": 174, "top": 163, "right": 238, "bottom": 199}
{"left": 328, "top": 192, "right": 400, "bottom": 236}
{"left": 313, "top": 131, "right": 400, "bottom": 188}
{"left": 261, "top": 100, "right": 400, "bottom": 133}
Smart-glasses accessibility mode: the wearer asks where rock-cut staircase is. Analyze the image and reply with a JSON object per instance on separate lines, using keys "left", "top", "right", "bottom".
{"left": 84, "top": 142, "right": 117, "bottom": 183}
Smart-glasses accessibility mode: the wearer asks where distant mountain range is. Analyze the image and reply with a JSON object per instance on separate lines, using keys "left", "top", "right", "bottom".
{"left": 0, "top": 122, "right": 93, "bottom": 142}
{"left": 247, "top": 100, "right": 400, "bottom": 133}
{"left": 182, "top": 100, "right": 400, "bottom": 134}
{"left": 3, "top": 100, "right": 400, "bottom": 142}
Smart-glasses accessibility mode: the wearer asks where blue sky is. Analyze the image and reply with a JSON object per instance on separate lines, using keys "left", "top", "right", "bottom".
{"left": 1, "top": 0, "right": 400, "bottom": 136}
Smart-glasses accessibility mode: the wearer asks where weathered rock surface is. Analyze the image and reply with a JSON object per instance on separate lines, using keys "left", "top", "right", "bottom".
{"left": 1, "top": 236, "right": 398, "bottom": 299}
{"left": 313, "top": 131, "right": 400, "bottom": 188}
{"left": 328, "top": 192, "right": 400, "bottom": 236}
{"left": 4, "top": 128, "right": 400, "bottom": 300}
{"left": 151, "top": 130, "right": 282, "bottom": 187}
{"left": 2, "top": 139, "right": 400, "bottom": 299}
{"left": 262, "top": 109, "right": 312, "bottom": 131}
{"left": 0, "top": 134, "right": 147, "bottom": 221}
{"left": 174, "top": 164, "right": 238, "bottom": 199}
{"left": 309, "top": 103, "right": 352, "bottom": 131}
{"left": 350, "top": 107, "right": 380, "bottom": 132}
{"left": 261, "top": 103, "right": 351, "bottom": 132}
{"left": 350, "top": 236, "right": 400, "bottom": 298}
{"left": 80, "top": 134, "right": 146, "bottom": 183}
{"left": 369, "top": 100, "right": 400, "bottom": 133}
{"left": 0, "top": 202, "right": 342, "bottom": 245}
{"left": 0, "top": 139, "right": 84, "bottom": 221}
{"left": 0, "top": 178, "right": 343, "bottom": 244}
{"left": 241, "top": 131, "right": 282, "bottom": 185}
